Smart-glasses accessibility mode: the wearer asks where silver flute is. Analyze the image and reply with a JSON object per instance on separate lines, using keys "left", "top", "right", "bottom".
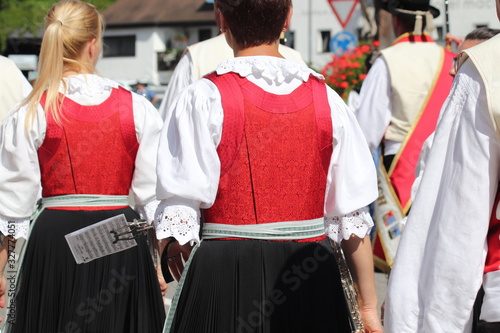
{"left": 330, "top": 239, "right": 365, "bottom": 333}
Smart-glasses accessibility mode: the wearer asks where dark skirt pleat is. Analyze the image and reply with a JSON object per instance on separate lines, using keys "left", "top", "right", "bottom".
{"left": 169, "top": 239, "right": 351, "bottom": 333}
{"left": 6, "top": 207, "right": 165, "bottom": 333}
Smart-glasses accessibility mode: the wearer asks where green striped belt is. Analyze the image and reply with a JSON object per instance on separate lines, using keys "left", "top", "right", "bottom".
{"left": 202, "top": 217, "right": 325, "bottom": 240}
{"left": 31, "top": 194, "right": 129, "bottom": 222}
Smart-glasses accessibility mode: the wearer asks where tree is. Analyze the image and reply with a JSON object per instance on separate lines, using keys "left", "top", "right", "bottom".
{"left": 0, "top": 0, "right": 116, "bottom": 52}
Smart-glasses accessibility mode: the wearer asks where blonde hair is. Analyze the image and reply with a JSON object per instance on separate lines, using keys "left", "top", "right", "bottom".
{"left": 24, "top": 0, "right": 104, "bottom": 127}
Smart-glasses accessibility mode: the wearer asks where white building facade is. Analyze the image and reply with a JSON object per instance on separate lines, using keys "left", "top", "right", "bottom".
{"left": 96, "top": 0, "right": 500, "bottom": 86}
{"left": 97, "top": 26, "right": 218, "bottom": 86}
{"left": 434, "top": 0, "right": 500, "bottom": 37}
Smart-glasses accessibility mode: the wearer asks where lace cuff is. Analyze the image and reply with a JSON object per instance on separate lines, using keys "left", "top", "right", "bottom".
{"left": 154, "top": 204, "right": 200, "bottom": 245}
{"left": 0, "top": 214, "right": 30, "bottom": 239}
{"left": 325, "top": 208, "right": 374, "bottom": 244}
{"left": 135, "top": 200, "right": 160, "bottom": 225}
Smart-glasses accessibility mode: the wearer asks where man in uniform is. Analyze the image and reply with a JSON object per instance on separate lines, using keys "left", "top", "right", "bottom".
{"left": 385, "top": 0, "right": 500, "bottom": 331}
{"left": 355, "top": 0, "right": 454, "bottom": 271}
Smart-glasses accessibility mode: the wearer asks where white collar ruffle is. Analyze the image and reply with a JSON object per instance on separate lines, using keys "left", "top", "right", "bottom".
{"left": 60, "top": 74, "right": 120, "bottom": 97}
{"left": 215, "top": 56, "right": 323, "bottom": 85}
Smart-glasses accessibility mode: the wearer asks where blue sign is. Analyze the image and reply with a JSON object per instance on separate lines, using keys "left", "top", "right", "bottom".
{"left": 330, "top": 31, "right": 358, "bottom": 56}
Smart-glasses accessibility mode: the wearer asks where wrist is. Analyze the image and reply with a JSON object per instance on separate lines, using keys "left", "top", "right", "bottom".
{"left": 358, "top": 301, "right": 379, "bottom": 312}
{"left": 158, "top": 236, "right": 176, "bottom": 254}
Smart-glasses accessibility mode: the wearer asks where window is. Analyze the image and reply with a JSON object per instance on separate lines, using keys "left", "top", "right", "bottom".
{"left": 157, "top": 50, "right": 182, "bottom": 71}
{"left": 320, "top": 30, "right": 331, "bottom": 53}
{"left": 198, "top": 29, "right": 212, "bottom": 42}
{"left": 280, "top": 31, "right": 295, "bottom": 49}
{"left": 103, "top": 35, "right": 136, "bottom": 57}
{"left": 436, "top": 26, "right": 444, "bottom": 42}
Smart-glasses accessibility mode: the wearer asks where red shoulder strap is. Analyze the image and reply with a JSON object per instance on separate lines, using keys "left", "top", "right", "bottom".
{"left": 38, "top": 92, "right": 64, "bottom": 165}
{"left": 389, "top": 48, "right": 454, "bottom": 211}
{"left": 205, "top": 72, "right": 245, "bottom": 176}
{"left": 310, "top": 76, "right": 333, "bottom": 173}
{"left": 115, "top": 87, "right": 139, "bottom": 159}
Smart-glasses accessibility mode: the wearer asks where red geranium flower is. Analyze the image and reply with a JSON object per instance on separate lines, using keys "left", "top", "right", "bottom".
{"left": 321, "top": 40, "right": 379, "bottom": 100}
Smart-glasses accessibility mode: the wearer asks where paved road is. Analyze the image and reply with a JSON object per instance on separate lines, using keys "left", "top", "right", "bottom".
{"left": 374, "top": 271, "right": 389, "bottom": 317}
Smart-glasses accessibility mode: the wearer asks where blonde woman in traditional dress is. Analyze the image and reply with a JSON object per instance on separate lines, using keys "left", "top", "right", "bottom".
{"left": 0, "top": 1, "right": 165, "bottom": 331}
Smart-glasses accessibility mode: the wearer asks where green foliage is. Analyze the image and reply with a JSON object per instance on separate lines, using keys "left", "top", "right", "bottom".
{"left": 0, "top": 0, "right": 116, "bottom": 52}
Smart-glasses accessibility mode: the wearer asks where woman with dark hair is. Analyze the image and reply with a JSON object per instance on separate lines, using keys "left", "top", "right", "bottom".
{"left": 156, "top": 0, "right": 383, "bottom": 332}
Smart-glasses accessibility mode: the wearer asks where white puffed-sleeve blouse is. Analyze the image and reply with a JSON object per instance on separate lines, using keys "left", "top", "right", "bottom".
{"left": 0, "top": 74, "right": 163, "bottom": 239}
{"left": 155, "top": 56, "right": 378, "bottom": 245}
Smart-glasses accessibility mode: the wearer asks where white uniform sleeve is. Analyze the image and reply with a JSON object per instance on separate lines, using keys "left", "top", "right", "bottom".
{"left": 158, "top": 52, "right": 194, "bottom": 122}
{"left": 20, "top": 72, "right": 32, "bottom": 97}
{"left": 385, "top": 60, "right": 500, "bottom": 332}
{"left": 355, "top": 57, "right": 392, "bottom": 154}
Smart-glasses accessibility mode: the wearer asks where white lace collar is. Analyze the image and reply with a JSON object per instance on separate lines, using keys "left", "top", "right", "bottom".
{"left": 60, "top": 74, "right": 120, "bottom": 97}
{"left": 215, "top": 56, "right": 323, "bottom": 85}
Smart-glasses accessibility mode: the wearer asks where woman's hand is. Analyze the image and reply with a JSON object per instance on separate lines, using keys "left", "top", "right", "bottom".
{"left": 155, "top": 265, "right": 168, "bottom": 296}
{"left": 340, "top": 236, "right": 384, "bottom": 332}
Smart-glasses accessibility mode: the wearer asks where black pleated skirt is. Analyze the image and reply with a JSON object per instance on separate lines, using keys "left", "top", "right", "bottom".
{"left": 166, "top": 239, "right": 351, "bottom": 333}
{"left": 6, "top": 207, "right": 166, "bottom": 333}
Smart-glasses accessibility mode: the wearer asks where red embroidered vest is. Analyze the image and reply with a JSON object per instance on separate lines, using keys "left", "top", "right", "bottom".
{"left": 38, "top": 87, "right": 139, "bottom": 198}
{"left": 202, "top": 72, "right": 333, "bottom": 227}
{"left": 485, "top": 186, "right": 500, "bottom": 274}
